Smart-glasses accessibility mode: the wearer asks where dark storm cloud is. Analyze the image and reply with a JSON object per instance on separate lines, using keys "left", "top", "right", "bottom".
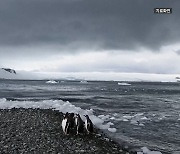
{"left": 0, "top": 0, "right": 180, "bottom": 51}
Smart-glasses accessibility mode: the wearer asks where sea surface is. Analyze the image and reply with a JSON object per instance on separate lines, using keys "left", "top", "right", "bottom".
{"left": 0, "top": 79, "right": 180, "bottom": 154}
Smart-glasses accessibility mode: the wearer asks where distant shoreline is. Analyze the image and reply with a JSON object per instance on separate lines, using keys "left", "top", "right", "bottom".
{"left": 1, "top": 68, "right": 179, "bottom": 82}
{"left": 0, "top": 78, "right": 179, "bottom": 83}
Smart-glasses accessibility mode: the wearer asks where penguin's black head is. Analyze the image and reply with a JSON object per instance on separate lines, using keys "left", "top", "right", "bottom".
{"left": 63, "top": 112, "right": 69, "bottom": 118}
{"left": 69, "top": 113, "right": 74, "bottom": 117}
{"left": 75, "top": 113, "right": 79, "bottom": 118}
{"left": 84, "top": 115, "right": 89, "bottom": 118}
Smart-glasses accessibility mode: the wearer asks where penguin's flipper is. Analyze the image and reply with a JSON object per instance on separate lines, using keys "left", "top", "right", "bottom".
{"left": 65, "top": 122, "right": 70, "bottom": 135}
{"left": 87, "top": 122, "right": 90, "bottom": 130}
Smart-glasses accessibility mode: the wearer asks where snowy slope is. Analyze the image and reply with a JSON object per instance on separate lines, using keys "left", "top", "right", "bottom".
{"left": 0, "top": 68, "right": 17, "bottom": 79}
{"left": 0, "top": 68, "right": 39, "bottom": 80}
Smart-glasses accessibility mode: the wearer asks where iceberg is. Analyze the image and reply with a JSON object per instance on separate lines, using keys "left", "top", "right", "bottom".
{"left": 80, "top": 80, "right": 88, "bottom": 83}
{"left": 118, "top": 82, "right": 131, "bottom": 86}
{"left": 46, "top": 80, "right": 58, "bottom": 84}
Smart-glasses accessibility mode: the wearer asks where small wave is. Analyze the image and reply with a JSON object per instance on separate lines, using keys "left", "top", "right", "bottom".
{"left": 0, "top": 98, "right": 116, "bottom": 132}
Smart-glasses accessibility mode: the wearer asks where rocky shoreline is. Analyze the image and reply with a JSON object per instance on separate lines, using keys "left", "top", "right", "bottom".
{"left": 0, "top": 108, "right": 137, "bottom": 154}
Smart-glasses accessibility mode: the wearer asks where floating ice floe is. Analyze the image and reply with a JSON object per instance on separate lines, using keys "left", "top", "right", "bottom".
{"left": 118, "top": 82, "right": 131, "bottom": 86}
{"left": 119, "top": 113, "right": 150, "bottom": 126}
{"left": 137, "top": 147, "right": 162, "bottom": 154}
{"left": 98, "top": 115, "right": 111, "bottom": 121}
{"left": 108, "top": 128, "right": 117, "bottom": 133}
{"left": 0, "top": 98, "right": 116, "bottom": 133}
{"left": 46, "top": 80, "right": 58, "bottom": 84}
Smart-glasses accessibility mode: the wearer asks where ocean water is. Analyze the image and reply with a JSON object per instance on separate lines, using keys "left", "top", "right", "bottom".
{"left": 0, "top": 80, "right": 180, "bottom": 154}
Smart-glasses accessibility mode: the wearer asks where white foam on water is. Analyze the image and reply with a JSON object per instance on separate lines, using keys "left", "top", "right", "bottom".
{"left": 137, "top": 147, "right": 162, "bottom": 154}
{"left": 0, "top": 98, "right": 116, "bottom": 132}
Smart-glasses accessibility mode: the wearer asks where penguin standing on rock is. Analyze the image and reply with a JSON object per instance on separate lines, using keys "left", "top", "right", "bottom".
{"left": 84, "top": 115, "right": 93, "bottom": 134}
{"left": 62, "top": 112, "right": 70, "bottom": 135}
{"left": 69, "top": 113, "right": 75, "bottom": 129}
{"left": 75, "top": 114, "right": 84, "bottom": 135}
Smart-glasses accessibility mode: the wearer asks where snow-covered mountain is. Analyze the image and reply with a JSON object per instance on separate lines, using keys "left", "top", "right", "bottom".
{"left": 0, "top": 68, "right": 39, "bottom": 80}
{"left": 0, "top": 68, "right": 17, "bottom": 79}
{"left": 1, "top": 68, "right": 16, "bottom": 74}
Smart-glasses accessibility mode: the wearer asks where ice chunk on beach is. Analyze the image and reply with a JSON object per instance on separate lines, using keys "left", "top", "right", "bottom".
{"left": 0, "top": 98, "right": 116, "bottom": 132}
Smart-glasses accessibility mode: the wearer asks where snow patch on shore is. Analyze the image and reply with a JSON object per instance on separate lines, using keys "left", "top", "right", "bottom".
{"left": 0, "top": 98, "right": 116, "bottom": 132}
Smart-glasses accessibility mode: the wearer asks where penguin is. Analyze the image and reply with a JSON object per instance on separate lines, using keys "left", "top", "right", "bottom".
{"left": 68, "top": 112, "right": 75, "bottom": 129}
{"left": 62, "top": 112, "right": 70, "bottom": 135}
{"left": 74, "top": 114, "right": 84, "bottom": 135}
{"left": 84, "top": 115, "right": 93, "bottom": 134}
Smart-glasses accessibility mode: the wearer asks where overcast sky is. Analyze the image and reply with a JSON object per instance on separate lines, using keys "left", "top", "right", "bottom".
{"left": 0, "top": 0, "right": 180, "bottom": 75}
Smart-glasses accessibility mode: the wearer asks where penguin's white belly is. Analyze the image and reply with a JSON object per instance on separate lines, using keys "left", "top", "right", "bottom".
{"left": 75, "top": 118, "right": 78, "bottom": 126}
{"left": 62, "top": 119, "right": 67, "bottom": 132}
{"left": 85, "top": 120, "right": 88, "bottom": 130}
